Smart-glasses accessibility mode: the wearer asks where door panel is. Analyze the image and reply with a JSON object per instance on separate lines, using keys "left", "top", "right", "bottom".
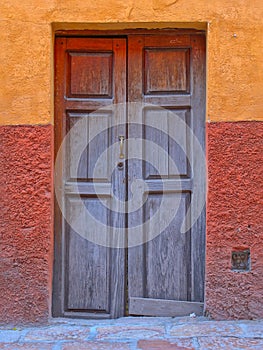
{"left": 143, "top": 108, "right": 191, "bottom": 179}
{"left": 54, "top": 33, "right": 206, "bottom": 318}
{"left": 53, "top": 37, "right": 127, "bottom": 318}
{"left": 127, "top": 35, "right": 206, "bottom": 316}
{"left": 68, "top": 52, "right": 113, "bottom": 98}
{"left": 66, "top": 197, "right": 110, "bottom": 312}
{"left": 144, "top": 192, "right": 191, "bottom": 300}
{"left": 144, "top": 48, "right": 190, "bottom": 94}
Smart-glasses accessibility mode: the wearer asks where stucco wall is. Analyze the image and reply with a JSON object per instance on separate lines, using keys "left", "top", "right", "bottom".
{"left": 0, "top": 0, "right": 262, "bottom": 323}
{"left": 0, "top": 125, "right": 53, "bottom": 323}
{"left": 0, "top": 0, "right": 262, "bottom": 125}
{"left": 207, "top": 121, "right": 263, "bottom": 319}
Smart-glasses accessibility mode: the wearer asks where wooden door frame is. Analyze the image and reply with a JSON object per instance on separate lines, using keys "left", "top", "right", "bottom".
{"left": 55, "top": 28, "right": 206, "bottom": 37}
{"left": 53, "top": 29, "right": 207, "bottom": 318}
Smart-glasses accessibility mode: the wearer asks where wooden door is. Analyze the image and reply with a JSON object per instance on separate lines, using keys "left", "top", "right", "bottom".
{"left": 53, "top": 37, "right": 127, "bottom": 318}
{"left": 53, "top": 32, "right": 206, "bottom": 318}
{"left": 127, "top": 35, "right": 206, "bottom": 316}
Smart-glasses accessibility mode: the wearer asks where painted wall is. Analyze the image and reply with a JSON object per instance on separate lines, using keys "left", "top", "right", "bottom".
{"left": 0, "top": 0, "right": 262, "bottom": 323}
{"left": 207, "top": 122, "right": 263, "bottom": 319}
{"left": 0, "top": 0, "right": 262, "bottom": 125}
{"left": 1, "top": 126, "right": 52, "bottom": 323}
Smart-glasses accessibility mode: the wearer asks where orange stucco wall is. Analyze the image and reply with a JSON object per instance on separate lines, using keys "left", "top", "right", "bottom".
{"left": 0, "top": 0, "right": 262, "bottom": 125}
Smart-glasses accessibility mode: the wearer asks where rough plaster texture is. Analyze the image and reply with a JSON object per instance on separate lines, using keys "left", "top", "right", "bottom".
{"left": 1, "top": 122, "right": 262, "bottom": 323}
{"left": 0, "top": 125, "right": 53, "bottom": 324}
{"left": 0, "top": 0, "right": 262, "bottom": 125}
{"left": 206, "top": 121, "right": 263, "bottom": 320}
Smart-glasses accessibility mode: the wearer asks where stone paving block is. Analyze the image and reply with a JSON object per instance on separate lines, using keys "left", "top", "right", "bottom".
{"left": 24, "top": 325, "right": 90, "bottom": 341}
{"left": 61, "top": 341, "right": 131, "bottom": 349}
{"left": 137, "top": 339, "right": 196, "bottom": 349}
{"left": 239, "top": 321, "right": 263, "bottom": 338}
{"left": 112, "top": 317, "right": 168, "bottom": 326}
{"left": 171, "top": 317, "right": 207, "bottom": 324}
{"left": 170, "top": 321, "right": 244, "bottom": 337}
{"left": 0, "top": 344, "right": 53, "bottom": 350}
{"left": 96, "top": 326, "right": 165, "bottom": 340}
{"left": 0, "top": 330, "right": 23, "bottom": 343}
{"left": 198, "top": 336, "right": 263, "bottom": 349}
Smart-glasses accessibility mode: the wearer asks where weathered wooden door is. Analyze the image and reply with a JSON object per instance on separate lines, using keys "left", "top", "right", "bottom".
{"left": 53, "top": 33, "right": 206, "bottom": 318}
{"left": 127, "top": 35, "right": 206, "bottom": 316}
{"left": 53, "top": 37, "right": 127, "bottom": 318}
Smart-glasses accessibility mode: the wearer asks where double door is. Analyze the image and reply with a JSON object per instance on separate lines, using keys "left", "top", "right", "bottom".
{"left": 53, "top": 33, "right": 206, "bottom": 318}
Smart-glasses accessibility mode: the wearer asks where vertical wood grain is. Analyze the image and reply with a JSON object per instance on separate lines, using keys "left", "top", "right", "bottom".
{"left": 54, "top": 33, "right": 206, "bottom": 319}
{"left": 53, "top": 37, "right": 127, "bottom": 318}
{"left": 127, "top": 34, "right": 206, "bottom": 315}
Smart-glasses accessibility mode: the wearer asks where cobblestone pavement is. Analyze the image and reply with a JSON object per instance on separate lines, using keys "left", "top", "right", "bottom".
{"left": 0, "top": 317, "right": 262, "bottom": 349}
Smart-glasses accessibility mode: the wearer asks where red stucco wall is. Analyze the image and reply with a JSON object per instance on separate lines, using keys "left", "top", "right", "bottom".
{"left": 0, "top": 125, "right": 53, "bottom": 324}
{"left": 1, "top": 122, "right": 263, "bottom": 323}
{"left": 206, "top": 121, "right": 263, "bottom": 319}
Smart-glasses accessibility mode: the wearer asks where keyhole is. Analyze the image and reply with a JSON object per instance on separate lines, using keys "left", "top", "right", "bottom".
{"left": 117, "top": 162, "right": 124, "bottom": 170}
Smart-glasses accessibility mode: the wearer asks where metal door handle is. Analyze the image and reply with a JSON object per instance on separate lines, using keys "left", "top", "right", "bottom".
{"left": 119, "top": 136, "right": 125, "bottom": 159}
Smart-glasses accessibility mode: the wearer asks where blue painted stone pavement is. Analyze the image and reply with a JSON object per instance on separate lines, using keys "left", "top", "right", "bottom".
{"left": 0, "top": 316, "right": 262, "bottom": 349}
